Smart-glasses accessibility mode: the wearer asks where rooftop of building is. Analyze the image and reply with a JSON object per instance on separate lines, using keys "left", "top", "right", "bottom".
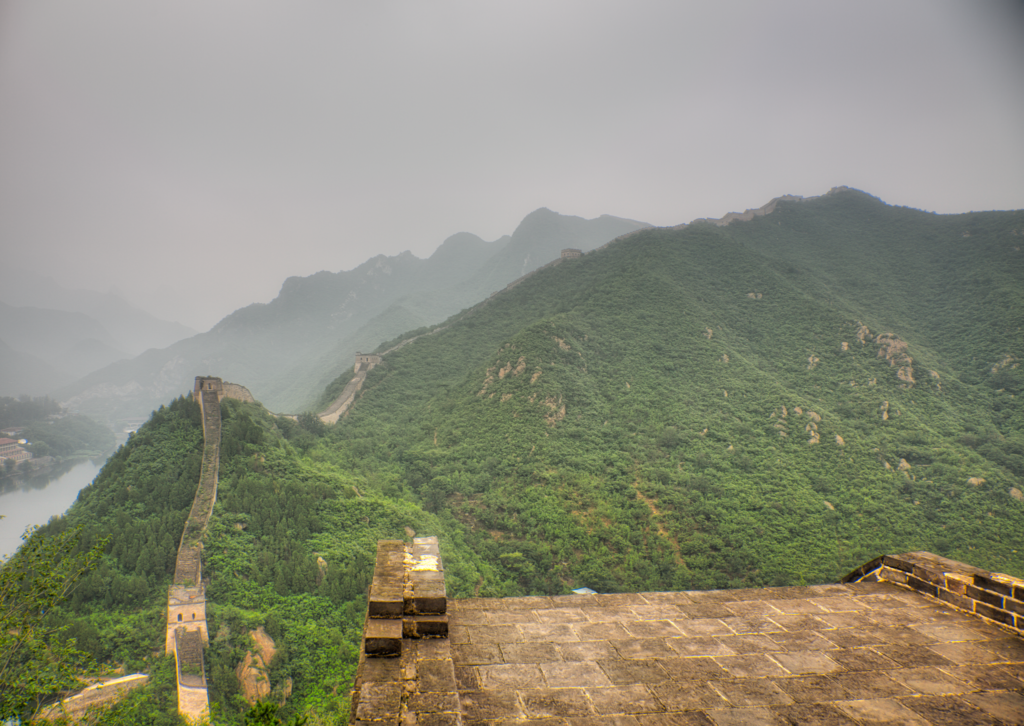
{"left": 351, "top": 544, "right": 1024, "bottom": 725}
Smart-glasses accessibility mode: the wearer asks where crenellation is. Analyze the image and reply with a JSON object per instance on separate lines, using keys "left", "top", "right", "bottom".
{"left": 351, "top": 536, "right": 458, "bottom": 724}
{"left": 844, "top": 551, "right": 1024, "bottom": 636}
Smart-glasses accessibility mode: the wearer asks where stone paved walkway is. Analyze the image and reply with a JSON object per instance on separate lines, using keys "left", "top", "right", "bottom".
{"left": 441, "top": 581, "right": 1024, "bottom": 725}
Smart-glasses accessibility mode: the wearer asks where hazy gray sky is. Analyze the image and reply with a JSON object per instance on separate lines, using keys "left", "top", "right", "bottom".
{"left": 2, "top": 1, "right": 1022, "bottom": 331}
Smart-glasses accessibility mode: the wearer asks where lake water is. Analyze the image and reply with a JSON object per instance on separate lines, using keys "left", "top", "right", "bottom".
{"left": 0, "top": 457, "right": 107, "bottom": 559}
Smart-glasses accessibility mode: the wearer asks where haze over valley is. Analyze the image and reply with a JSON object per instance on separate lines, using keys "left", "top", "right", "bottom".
{"left": 1, "top": 2, "right": 1024, "bottom": 723}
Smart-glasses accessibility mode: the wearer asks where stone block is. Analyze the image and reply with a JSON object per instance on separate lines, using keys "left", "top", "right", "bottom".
{"left": 369, "top": 595, "right": 405, "bottom": 619}
{"left": 407, "top": 580, "right": 447, "bottom": 616}
{"left": 540, "top": 661, "right": 612, "bottom": 689}
{"left": 369, "top": 540, "right": 408, "bottom": 619}
{"left": 772, "top": 703, "right": 859, "bottom": 726}
{"left": 973, "top": 573, "right": 1013, "bottom": 597}
{"left": 597, "top": 659, "right": 670, "bottom": 685}
{"left": 716, "top": 654, "right": 789, "bottom": 678}
{"left": 830, "top": 672, "right": 912, "bottom": 699}
{"left": 365, "top": 618, "right": 402, "bottom": 656}
{"left": 936, "top": 587, "right": 972, "bottom": 612}
{"left": 451, "top": 644, "right": 502, "bottom": 665}
{"left": 878, "top": 566, "right": 907, "bottom": 584}
{"left": 910, "top": 564, "right": 944, "bottom": 586}
{"left": 771, "top": 651, "right": 842, "bottom": 675}
{"left": 520, "top": 688, "right": 594, "bottom": 718}
{"left": 974, "top": 601, "right": 1015, "bottom": 627}
{"left": 882, "top": 555, "right": 915, "bottom": 573}
{"left": 412, "top": 713, "right": 461, "bottom": 726}
{"left": 477, "top": 663, "right": 544, "bottom": 689}
{"left": 354, "top": 682, "right": 402, "bottom": 721}
{"left": 886, "top": 666, "right": 972, "bottom": 695}
{"left": 656, "top": 656, "right": 728, "bottom": 681}
{"left": 835, "top": 698, "right": 930, "bottom": 725}
{"left": 713, "top": 679, "right": 795, "bottom": 708}
{"left": 498, "top": 642, "right": 560, "bottom": 664}
{"left": 652, "top": 680, "right": 730, "bottom": 710}
{"left": 588, "top": 684, "right": 665, "bottom": 715}
{"left": 965, "top": 583, "right": 1004, "bottom": 608}
{"left": 403, "top": 614, "right": 449, "bottom": 639}
{"left": 459, "top": 689, "right": 523, "bottom": 721}
{"left": 406, "top": 691, "right": 459, "bottom": 713}
{"left": 872, "top": 643, "right": 953, "bottom": 668}
{"left": 943, "top": 572, "right": 970, "bottom": 595}
{"left": 415, "top": 658, "right": 458, "bottom": 693}
{"left": 905, "top": 574, "right": 939, "bottom": 597}
{"left": 358, "top": 655, "right": 402, "bottom": 682}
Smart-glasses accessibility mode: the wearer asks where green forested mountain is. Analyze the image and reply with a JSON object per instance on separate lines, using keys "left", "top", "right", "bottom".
{"left": 55, "top": 210, "right": 648, "bottom": 425}
{"left": 17, "top": 188, "right": 1024, "bottom": 723}
{"left": 324, "top": 187, "right": 1024, "bottom": 591}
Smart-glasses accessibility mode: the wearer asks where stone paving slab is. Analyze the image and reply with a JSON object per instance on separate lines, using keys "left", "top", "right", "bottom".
{"left": 444, "top": 580, "right": 1024, "bottom": 724}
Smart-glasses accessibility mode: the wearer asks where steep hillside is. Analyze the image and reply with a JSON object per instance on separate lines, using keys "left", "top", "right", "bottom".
{"left": 57, "top": 211, "right": 648, "bottom": 422}
{"left": 322, "top": 188, "right": 1024, "bottom": 591}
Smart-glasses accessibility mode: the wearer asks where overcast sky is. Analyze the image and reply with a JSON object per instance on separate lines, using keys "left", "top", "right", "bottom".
{"left": 2, "top": 1, "right": 1022, "bottom": 332}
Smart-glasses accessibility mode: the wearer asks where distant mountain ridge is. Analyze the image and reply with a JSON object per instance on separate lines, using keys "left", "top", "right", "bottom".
{"left": 0, "top": 269, "right": 196, "bottom": 354}
{"left": 0, "top": 270, "right": 198, "bottom": 396}
{"left": 56, "top": 210, "right": 650, "bottom": 421}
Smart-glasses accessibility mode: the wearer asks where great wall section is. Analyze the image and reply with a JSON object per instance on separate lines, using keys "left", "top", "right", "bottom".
{"left": 317, "top": 248, "right": 586, "bottom": 424}
{"left": 164, "top": 376, "right": 252, "bottom": 724}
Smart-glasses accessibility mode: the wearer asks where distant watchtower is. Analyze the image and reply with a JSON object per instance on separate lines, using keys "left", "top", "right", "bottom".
{"left": 561, "top": 248, "right": 582, "bottom": 259}
{"left": 194, "top": 377, "right": 223, "bottom": 398}
{"left": 355, "top": 353, "right": 382, "bottom": 373}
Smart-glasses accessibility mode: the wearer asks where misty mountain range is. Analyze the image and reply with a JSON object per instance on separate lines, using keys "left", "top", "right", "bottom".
{"left": 0, "top": 271, "right": 197, "bottom": 397}
{"left": 31, "top": 209, "right": 648, "bottom": 422}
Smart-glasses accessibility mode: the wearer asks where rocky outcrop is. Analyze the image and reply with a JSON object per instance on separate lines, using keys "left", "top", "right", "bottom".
{"left": 236, "top": 627, "right": 278, "bottom": 704}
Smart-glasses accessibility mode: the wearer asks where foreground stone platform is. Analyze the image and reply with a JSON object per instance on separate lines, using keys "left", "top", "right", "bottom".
{"left": 351, "top": 549, "right": 1024, "bottom": 725}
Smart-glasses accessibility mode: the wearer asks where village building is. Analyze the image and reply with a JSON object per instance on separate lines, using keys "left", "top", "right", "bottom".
{"left": 0, "top": 437, "right": 31, "bottom": 462}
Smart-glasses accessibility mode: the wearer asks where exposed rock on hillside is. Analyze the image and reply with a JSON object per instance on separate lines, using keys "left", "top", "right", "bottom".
{"left": 236, "top": 627, "right": 277, "bottom": 704}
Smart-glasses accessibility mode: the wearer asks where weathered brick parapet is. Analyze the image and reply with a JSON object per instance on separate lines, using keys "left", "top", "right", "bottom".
{"left": 351, "top": 536, "right": 460, "bottom": 724}
{"left": 843, "top": 551, "right": 1024, "bottom": 636}
{"left": 364, "top": 537, "right": 449, "bottom": 655}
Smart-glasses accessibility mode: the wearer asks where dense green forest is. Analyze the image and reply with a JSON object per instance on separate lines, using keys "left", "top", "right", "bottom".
{"left": 21, "top": 415, "right": 115, "bottom": 460}
{"left": 10, "top": 188, "right": 1024, "bottom": 723}
{"left": 0, "top": 395, "right": 63, "bottom": 427}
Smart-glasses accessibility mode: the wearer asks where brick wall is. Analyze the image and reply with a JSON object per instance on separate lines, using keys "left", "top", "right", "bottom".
{"left": 844, "top": 551, "right": 1024, "bottom": 636}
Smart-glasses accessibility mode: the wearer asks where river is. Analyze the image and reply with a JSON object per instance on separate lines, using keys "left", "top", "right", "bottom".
{"left": 0, "top": 457, "right": 109, "bottom": 560}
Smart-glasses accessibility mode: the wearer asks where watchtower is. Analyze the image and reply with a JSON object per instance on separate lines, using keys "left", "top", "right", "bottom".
{"left": 560, "top": 248, "right": 582, "bottom": 259}
{"left": 193, "top": 377, "right": 223, "bottom": 399}
{"left": 354, "top": 353, "right": 382, "bottom": 373}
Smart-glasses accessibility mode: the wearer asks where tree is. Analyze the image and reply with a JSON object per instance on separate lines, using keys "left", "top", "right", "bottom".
{"left": 0, "top": 524, "right": 105, "bottom": 719}
{"left": 243, "top": 701, "right": 308, "bottom": 726}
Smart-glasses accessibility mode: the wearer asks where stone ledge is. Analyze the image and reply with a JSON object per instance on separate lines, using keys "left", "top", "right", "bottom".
{"left": 366, "top": 537, "right": 450, "bottom": 656}
{"left": 843, "top": 551, "right": 1024, "bottom": 636}
{"left": 352, "top": 538, "right": 460, "bottom": 725}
